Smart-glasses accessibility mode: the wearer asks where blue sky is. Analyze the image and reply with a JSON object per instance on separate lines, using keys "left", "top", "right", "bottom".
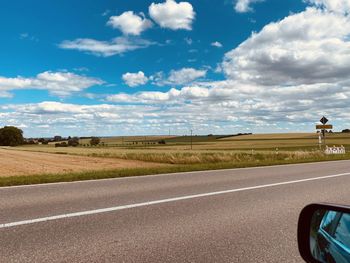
{"left": 1, "top": 0, "right": 350, "bottom": 137}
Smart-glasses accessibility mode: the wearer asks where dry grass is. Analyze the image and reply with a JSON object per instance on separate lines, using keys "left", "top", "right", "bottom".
{"left": 13, "top": 145, "right": 330, "bottom": 165}
{"left": 2, "top": 150, "right": 350, "bottom": 187}
{"left": 106, "top": 150, "right": 327, "bottom": 164}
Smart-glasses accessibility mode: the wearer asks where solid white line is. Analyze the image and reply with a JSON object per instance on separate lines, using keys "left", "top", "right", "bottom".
{"left": 1, "top": 172, "right": 350, "bottom": 229}
{"left": 1, "top": 159, "right": 350, "bottom": 190}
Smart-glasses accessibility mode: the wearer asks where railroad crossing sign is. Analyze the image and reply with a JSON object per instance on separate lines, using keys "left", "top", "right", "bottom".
{"left": 320, "top": 116, "right": 329, "bottom": 125}
{"left": 316, "top": 116, "right": 332, "bottom": 130}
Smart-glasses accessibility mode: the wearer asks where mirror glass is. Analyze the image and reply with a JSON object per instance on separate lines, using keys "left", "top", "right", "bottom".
{"left": 310, "top": 209, "right": 350, "bottom": 263}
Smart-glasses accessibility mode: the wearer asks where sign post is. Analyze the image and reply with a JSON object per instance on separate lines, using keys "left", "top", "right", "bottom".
{"left": 318, "top": 133, "right": 322, "bottom": 150}
{"left": 316, "top": 116, "right": 333, "bottom": 149}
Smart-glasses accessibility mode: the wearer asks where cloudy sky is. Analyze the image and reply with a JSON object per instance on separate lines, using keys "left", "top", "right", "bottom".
{"left": 1, "top": 0, "right": 350, "bottom": 137}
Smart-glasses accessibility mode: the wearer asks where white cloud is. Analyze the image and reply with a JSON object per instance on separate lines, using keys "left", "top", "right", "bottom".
{"left": 0, "top": 71, "right": 103, "bottom": 97}
{"left": 306, "top": 0, "right": 350, "bottom": 14}
{"left": 211, "top": 41, "right": 223, "bottom": 48}
{"left": 122, "top": 71, "right": 149, "bottom": 87}
{"left": 167, "top": 68, "right": 207, "bottom": 85}
{"left": 153, "top": 68, "right": 207, "bottom": 86}
{"left": 221, "top": 8, "right": 350, "bottom": 86}
{"left": 103, "top": 79, "right": 350, "bottom": 129}
{"left": 106, "top": 86, "right": 209, "bottom": 104}
{"left": 107, "top": 11, "right": 153, "bottom": 35}
{"left": 3, "top": 77, "right": 350, "bottom": 137}
{"left": 149, "top": 0, "right": 195, "bottom": 30}
{"left": 59, "top": 37, "right": 154, "bottom": 57}
{"left": 0, "top": 101, "right": 160, "bottom": 136}
{"left": 234, "top": 0, "right": 263, "bottom": 13}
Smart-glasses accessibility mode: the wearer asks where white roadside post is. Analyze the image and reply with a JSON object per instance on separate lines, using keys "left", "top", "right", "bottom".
{"left": 318, "top": 133, "right": 322, "bottom": 150}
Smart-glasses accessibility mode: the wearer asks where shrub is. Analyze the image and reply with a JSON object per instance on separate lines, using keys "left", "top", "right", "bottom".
{"left": 55, "top": 142, "right": 68, "bottom": 148}
{"left": 68, "top": 137, "right": 79, "bottom": 147}
{"left": 90, "top": 137, "right": 101, "bottom": 146}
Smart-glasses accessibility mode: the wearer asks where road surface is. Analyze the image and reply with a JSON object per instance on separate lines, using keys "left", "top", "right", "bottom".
{"left": 1, "top": 160, "right": 350, "bottom": 262}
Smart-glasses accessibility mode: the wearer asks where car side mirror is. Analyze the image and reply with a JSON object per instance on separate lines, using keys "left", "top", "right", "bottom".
{"left": 298, "top": 203, "right": 350, "bottom": 263}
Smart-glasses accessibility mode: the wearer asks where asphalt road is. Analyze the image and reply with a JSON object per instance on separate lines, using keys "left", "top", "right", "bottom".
{"left": 1, "top": 160, "right": 350, "bottom": 262}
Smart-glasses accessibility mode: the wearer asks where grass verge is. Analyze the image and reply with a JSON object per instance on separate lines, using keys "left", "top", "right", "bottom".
{"left": 1, "top": 153, "right": 350, "bottom": 187}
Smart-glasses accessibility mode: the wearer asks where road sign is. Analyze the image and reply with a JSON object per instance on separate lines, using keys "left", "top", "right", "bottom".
{"left": 316, "top": 124, "right": 333, "bottom": 130}
{"left": 320, "top": 116, "right": 328, "bottom": 125}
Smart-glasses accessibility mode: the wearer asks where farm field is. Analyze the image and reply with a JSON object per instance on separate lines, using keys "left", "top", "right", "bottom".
{"left": 163, "top": 132, "right": 350, "bottom": 150}
{"left": 2, "top": 132, "right": 350, "bottom": 186}
{"left": 52, "top": 132, "right": 350, "bottom": 150}
{"left": 14, "top": 132, "right": 350, "bottom": 163}
{"left": 77, "top": 135, "right": 176, "bottom": 146}
{"left": 0, "top": 148, "right": 166, "bottom": 177}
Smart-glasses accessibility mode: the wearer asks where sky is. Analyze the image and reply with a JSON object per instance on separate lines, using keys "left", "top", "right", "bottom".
{"left": 1, "top": 0, "right": 350, "bottom": 137}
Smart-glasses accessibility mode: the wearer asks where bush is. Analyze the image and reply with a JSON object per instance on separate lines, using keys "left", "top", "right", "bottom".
{"left": 53, "top": 136, "right": 62, "bottom": 142}
{"left": 24, "top": 139, "right": 37, "bottom": 145}
{"left": 68, "top": 137, "right": 79, "bottom": 147}
{"left": 55, "top": 142, "right": 68, "bottom": 148}
{"left": 90, "top": 137, "right": 101, "bottom": 146}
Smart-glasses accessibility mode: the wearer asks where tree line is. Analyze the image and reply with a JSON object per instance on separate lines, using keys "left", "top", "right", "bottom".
{"left": 0, "top": 126, "right": 102, "bottom": 147}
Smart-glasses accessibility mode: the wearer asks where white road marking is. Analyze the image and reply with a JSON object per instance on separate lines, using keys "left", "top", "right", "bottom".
{"left": 1, "top": 159, "right": 350, "bottom": 189}
{"left": 1, "top": 172, "right": 350, "bottom": 229}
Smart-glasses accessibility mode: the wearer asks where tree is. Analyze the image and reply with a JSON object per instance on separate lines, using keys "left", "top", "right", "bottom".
{"left": 38, "top": 138, "right": 49, "bottom": 144}
{"left": 342, "top": 129, "right": 350, "bottom": 133}
{"left": 53, "top": 135, "right": 62, "bottom": 142}
{"left": 68, "top": 137, "right": 79, "bottom": 147}
{"left": 90, "top": 137, "right": 101, "bottom": 146}
{"left": 158, "top": 139, "right": 166, "bottom": 145}
{"left": 0, "top": 126, "right": 24, "bottom": 146}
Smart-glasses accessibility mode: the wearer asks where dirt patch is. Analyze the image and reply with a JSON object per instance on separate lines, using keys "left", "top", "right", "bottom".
{"left": 0, "top": 148, "right": 166, "bottom": 177}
